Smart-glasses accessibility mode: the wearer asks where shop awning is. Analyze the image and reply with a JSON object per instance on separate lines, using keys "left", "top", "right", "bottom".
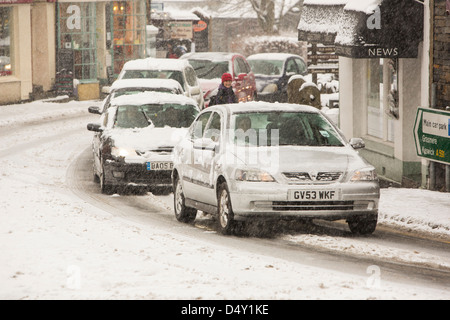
{"left": 298, "top": 0, "right": 424, "bottom": 58}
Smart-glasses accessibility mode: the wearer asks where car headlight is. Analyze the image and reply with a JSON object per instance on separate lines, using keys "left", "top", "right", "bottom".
{"left": 262, "top": 83, "right": 278, "bottom": 94}
{"left": 111, "top": 147, "right": 137, "bottom": 158}
{"left": 350, "top": 168, "right": 377, "bottom": 181}
{"left": 235, "top": 169, "right": 275, "bottom": 182}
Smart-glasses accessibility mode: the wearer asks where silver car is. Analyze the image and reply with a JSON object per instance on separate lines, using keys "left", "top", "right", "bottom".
{"left": 172, "top": 102, "right": 380, "bottom": 235}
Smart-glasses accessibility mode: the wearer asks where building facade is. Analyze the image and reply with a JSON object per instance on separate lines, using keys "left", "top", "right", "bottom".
{"left": 0, "top": 0, "right": 55, "bottom": 104}
{"left": 0, "top": 0, "right": 147, "bottom": 104}
{"left": 298, "top": 0, "right": 449, "bottom": 191}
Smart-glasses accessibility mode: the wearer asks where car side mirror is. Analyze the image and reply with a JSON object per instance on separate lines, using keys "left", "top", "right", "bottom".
{"left": 87, "top": 123, "right": 103, "bottom": 132}
{"left": 88, "top": 106, "right": 101, "bottom": 115}
{"left": 193, "top": 137, "right": 219, "bottom": 152}
{"left": 349, "top": 138, "right": 365, "bottom": 149}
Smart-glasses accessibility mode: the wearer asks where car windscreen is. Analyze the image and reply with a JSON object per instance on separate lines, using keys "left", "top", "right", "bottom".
{"left": 232, "top": 111, "right": 344, "bottom": 147}
{"left": 141, "top": 103, "right": 199, "bottom": 128}
{"left": 188, "top": 60, "right": 229, "bottom": 79}
{"left": 247, "top": 60, "right": 283, "bottom": 76}
{"left": 121, "top": 70, "right": 185, "bottom": 88}
{"left": 114, "top": 105, "right": 153, "bottom": 129}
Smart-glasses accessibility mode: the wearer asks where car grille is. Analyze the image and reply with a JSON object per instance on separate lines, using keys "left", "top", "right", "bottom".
{"left": 136, "top": 146, "right": 174, "bottom": 156}
{"left": 272, "top": 201, "right": 354, "bottom": 211}
{"left": 283, "top": 171, "right": 343, "bottom": 183}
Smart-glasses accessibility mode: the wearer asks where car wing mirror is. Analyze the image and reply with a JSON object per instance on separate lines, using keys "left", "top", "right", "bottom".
{"left": 193, "top": 137, "right": 219, "bottom": 152}
{"left": 87, "top": 123, "right": 103, "bottom": 132}
{"left": 349, "top": 137, "right": 365, "bottom": 149}
{"left": 88, "top": 106, "right": 101, "bottom": 115}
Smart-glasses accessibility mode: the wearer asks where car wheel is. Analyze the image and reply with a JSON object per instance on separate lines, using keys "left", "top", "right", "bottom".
{"left": 174, "top": 176, "right": 197, "bottom": 223}
{"left": 347, "top": 216, "right": 377, "bottom": 235}
{"left": 93, "top": 160, "right": 100, "bottom": 183}
{"left": 217, "top": 182, "right": 236, "bottom": 235}
{"left": 100, "top": 159, "right": 114, "bottom": 195}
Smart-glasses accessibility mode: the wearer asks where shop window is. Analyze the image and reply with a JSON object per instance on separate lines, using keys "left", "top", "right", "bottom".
{"left": 0, "top": 7, "right": 12, "bottom": 77}
{"left": 366, "top": 58, "right": 396, "bottom": 142}
{"left": 57, "top": 2, "right": 97, "bottom": 81}
{"left": 111, "top": 0, "right": 146, "bottom": 76}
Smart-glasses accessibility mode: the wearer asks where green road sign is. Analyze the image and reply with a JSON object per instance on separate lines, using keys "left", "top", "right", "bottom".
{"left": 413, "top": 107, "right": 450, "bottom": 165}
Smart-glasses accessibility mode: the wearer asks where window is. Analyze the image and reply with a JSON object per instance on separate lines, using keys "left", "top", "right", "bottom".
{"left": 191, "top": 112, "right": 211, "bottom": 140}
{"left": 0, "top": 7, "right": 12, "bottom": 77}
{"left": 185, "top": 66, "right": 198, "bottom": 87}
{"left": 366, "top": 59, "right": 395, "bottom": 142}
{"left": 286, "top": 59, "right": 299, "bottom": 74}
{"left": 295, "top": 58, "right": 307, "bottom": 74}
{"left": 58, "top": 2, "right": 97, "bottom": 81}
{"left": 111, "top": 0, "right": 146, "bottom": 76}
{"left": 204, "top": 112, "right": 221, "bottom": 141}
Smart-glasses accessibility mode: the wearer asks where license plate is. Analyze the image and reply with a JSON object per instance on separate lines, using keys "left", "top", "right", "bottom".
{"left": 146, "top": 161, "right": 173, "bottom": 171}
{"left": 288, "top": 189, "right": 340, "bottom": 201}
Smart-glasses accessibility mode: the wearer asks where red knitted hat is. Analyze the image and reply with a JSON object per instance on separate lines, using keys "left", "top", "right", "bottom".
{"left": 221, "top": 73, "right": 232, "bottom": 82}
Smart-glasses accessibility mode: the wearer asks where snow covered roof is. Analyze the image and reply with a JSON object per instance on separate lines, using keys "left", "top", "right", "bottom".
{"left": 298, "top": 0, "right": 424, "bottom": 58}
{"left": 158, "top": 0, "right": 301, "bottom": 20}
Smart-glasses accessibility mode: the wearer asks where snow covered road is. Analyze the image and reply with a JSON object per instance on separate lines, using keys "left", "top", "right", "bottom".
{"left": 0, "top": 98, "right": 449, "bottom": 300}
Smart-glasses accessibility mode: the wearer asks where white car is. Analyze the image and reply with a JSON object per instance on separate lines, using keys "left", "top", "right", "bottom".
{"left": 117, "top": 58, "right": 205, "bottom": 109}
{"left": 87, "top": 92, "right": 200, "bottom": 194}
{"left": 172, "top": 102, "right": 380, "bottom": 235}
{"left": 89, "top": 78, "right": 184, "bottom": 115}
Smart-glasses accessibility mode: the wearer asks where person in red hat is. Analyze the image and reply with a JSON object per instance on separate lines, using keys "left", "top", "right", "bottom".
{"left": 213, "top": 72, "right": 237, "bottom": 105}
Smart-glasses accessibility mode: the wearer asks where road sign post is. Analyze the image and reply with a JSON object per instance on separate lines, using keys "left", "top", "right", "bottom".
{"left": 413, "top": 107, "right": 450, "bottom": 165}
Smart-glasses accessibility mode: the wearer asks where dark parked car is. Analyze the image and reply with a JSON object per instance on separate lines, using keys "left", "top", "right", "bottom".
{"left": 180, "top": 52, "right": 257, "bottom": 107}
{"left": 87, "top": 91, "right": 200, "bottom": 194}
{"left": 247, "top": 53, "right": 307, "bottom": 102}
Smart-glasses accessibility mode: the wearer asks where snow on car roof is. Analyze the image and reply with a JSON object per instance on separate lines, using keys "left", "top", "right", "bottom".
{"left": 110, "top": 91, "right": 198, "bottom": 107}
{"left": 211, "top": 101, "right": 320, "bottom": 114}
{"left": 110, "top": 78, "right": 182, "bottom": 90}
{"left": 247, "top": 53, "right": 302, "bottom": 60}
{"left": 180, "top": 52, "right": 239, "bottom": 61}
{"left": 121, "top": 58, "right": 191, "bottom": 71}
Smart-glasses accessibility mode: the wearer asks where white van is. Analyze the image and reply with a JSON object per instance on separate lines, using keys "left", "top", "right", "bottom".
{"left": 117, "top": 58, "right": 205, "bottom": 109}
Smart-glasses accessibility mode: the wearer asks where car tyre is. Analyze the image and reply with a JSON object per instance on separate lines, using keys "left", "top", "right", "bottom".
{"left": 100, "top": 159, "right": 114, "bottom": 195}
{"left": 347, "top": 216, "right": 377, "bottom": 235}
{"left": 217, "top": 182, "right": 236, "bottom": 235}
{"left": 174, "top": 176, "right": 197, "bottom": 223}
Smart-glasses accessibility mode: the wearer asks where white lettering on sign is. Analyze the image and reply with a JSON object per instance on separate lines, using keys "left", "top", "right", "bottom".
{"left": 368, "top": 48, "right": 399, "bottom": 57}
{"left": 422, "top": 113, "right": 449, "bottom": 138}
{"left": 67, "top": 5, "right": 81, "bottom": 30}
{"left": 367, "top": 6, "right": 381, "bottom": 30}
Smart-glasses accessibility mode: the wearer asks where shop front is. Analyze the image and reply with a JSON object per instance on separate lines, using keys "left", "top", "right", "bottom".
{"left": 55, "top": 0, "right": 146, "bottom": 98}
{"left": 0, "top": 0, "right": 55, "bottom": 104}
{"left": 298, "top": 0, "right": 428, "bottom": 187}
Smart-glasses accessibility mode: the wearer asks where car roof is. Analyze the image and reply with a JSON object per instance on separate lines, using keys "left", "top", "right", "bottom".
{"left": 110, "top": 78, "right": 182, "bottom": 90}
{"left": 247, "top": 53, "right": 303, "bottom": 61}
{"left": 110, "top": 91, "right": 199, "bottom": 107}
{"left": 206, "top": 101, "right": 320, "bottom": 114}
{"left": 121, "top": 58, "right": 191, "bottom": 71}
{"left": 180, "top": 52, "right": 243, "bottom": 61}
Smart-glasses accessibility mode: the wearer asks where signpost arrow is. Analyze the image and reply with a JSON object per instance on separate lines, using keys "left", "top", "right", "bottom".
{"left": 413, "top": 107, "right": 450, "bottom": 165}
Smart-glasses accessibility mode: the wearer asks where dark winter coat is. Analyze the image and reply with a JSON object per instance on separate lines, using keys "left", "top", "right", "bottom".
{"left": 215, "top": 83, "right": 237, "bottom": 105}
